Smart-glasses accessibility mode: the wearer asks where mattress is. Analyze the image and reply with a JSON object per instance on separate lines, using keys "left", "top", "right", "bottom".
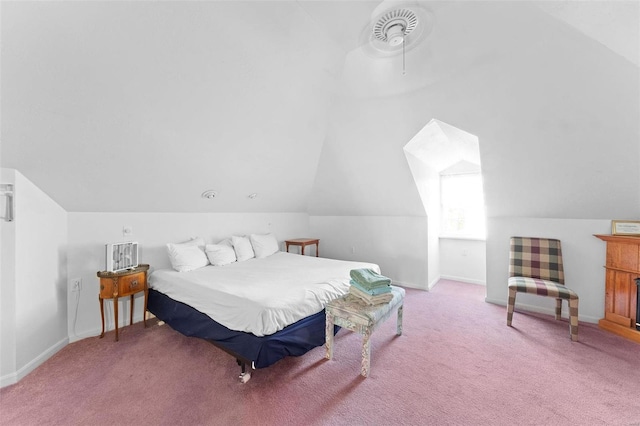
{"left": 147, "top": 288, "right": 337, "bottom": 369}
{"left": 149, "top": 252, "right": 380, "bottom": 336}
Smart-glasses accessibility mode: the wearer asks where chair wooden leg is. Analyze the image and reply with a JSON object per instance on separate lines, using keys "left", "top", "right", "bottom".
{"left": 507, "top": 288, "right": 516, "bottom": 326}
{"left": 569, "top": 298, "right": 579, "bottom": 342}
{"left": 555, "top": 298, "right": 562, "bottom": 320}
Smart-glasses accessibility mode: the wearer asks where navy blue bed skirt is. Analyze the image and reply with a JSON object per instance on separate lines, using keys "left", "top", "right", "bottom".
{"left": 147, "top": 288, "right": 339, "bottom": 369}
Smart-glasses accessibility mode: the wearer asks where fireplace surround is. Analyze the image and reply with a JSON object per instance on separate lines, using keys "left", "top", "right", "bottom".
{"left": 595, "top": 234, "right": 640, "bottom": 343}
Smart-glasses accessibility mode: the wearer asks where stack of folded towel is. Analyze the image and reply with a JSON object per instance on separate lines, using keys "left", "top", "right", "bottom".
{"left": 349, "top": 268, "right": 393, "bottom": 305}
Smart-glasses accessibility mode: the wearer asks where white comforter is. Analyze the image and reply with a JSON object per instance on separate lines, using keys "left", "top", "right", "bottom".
{"left": 149, "top": 252, "right": 380, "bottom": 336}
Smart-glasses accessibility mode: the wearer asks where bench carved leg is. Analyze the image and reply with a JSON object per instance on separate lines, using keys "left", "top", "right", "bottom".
{"left": 325, "top": 312, "right": 334, "bottom": 360}
{"left": 397, "top": 304, "right": 403, "bottom": 336}
{"left": 361, "top": 327, "right": 372, "bottom": 377}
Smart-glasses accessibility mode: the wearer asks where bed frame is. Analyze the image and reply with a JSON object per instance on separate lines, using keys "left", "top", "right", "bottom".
{"left": 147, "top": 288, "right": 338, "bottom": 382}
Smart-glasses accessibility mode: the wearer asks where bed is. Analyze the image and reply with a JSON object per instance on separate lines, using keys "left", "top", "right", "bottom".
{"left": 147, "top": 251, "right": 380, "bottom": 381}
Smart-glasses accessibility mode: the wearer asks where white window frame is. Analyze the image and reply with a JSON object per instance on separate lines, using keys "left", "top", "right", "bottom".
{"left": 439, "top": 172, "right": 486, "bottom": 240}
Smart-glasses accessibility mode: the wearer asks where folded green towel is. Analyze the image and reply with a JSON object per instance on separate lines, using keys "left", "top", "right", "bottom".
{"left": 350, "top": 280, "right": 391, "bottom": 295}
{"left": 350, "top": 268, "right": 391, "bottom": 288}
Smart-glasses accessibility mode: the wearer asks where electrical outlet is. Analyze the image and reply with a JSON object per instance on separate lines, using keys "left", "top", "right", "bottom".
{"left": 70, "top": 278, "right": 82, "bottom": 292}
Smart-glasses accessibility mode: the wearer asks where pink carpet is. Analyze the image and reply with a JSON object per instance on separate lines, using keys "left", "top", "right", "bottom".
{"left": 1, "top": 280, "right": 639, "bottom": 425}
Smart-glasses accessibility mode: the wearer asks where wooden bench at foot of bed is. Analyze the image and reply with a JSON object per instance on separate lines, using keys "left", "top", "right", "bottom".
{"left": 324, "top": 285, "right": 405, "bottom": 377}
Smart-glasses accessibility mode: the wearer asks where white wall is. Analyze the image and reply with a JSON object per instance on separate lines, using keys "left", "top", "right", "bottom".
{"left": 0, "top": 169, "right": 68, "bottom": 387}
{"left": 0, "top": 171, "right": 17, "bottom": 384}
{"left": 427, "top": 214, "right": 440, "bottom": 289}
{"left": 440, "top": 238, "right": 486, "bottom": 285}
{"left": 403, "top": 145, "right": 442, "bottom": 289}
{"left": 309, "top": 215, "right": 429, "bottom": 290}
{"left": 67, "top": 212, "right": 310, "bottom": 341}
{"left": 486, "top": 218, "right": 612, "bottom": 323}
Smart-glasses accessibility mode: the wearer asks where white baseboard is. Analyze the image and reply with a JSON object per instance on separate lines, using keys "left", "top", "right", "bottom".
{"left": 69, "top": 312, "right": 151, "bottom": 343}
{"left": 485, "top": 297, "right": 600, "bottom": 324}
{"left": 393, "top": 280, "right": 428, "bottom": 291}
{"left": 440, "top": 275, "right": 486, "bottom": 286}
{"left": 389, "top": 276, "right": 482, "bottom": 291}
{"left": 428, "top": 276, "right": 440, "bottom": 290}
{"left": 69, "top": 328, "right": 101, "bottom": 343}
{"left": 0, "top": 336, "right": 68, "bottom": 388}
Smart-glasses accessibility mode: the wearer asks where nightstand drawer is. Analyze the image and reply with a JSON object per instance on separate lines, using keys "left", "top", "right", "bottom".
{"left": 118, "top": 272, "right": 145, "bottom": 296}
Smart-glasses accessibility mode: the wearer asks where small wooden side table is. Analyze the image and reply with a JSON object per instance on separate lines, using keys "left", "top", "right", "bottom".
{"left": 285, "top": 238, "right": 320, "bottom": 257}
{"left": 97, "top": 264, "right": 149, "bottom": 342}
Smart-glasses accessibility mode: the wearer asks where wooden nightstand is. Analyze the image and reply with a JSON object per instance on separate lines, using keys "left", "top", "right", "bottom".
{"left": 285, "top": 238, "right": 320, "bottom": 257}
{"left": 97, "top": 264, "right": 149, "bottom": 342}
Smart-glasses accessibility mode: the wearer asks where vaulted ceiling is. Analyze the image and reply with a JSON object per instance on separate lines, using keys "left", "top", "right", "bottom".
{"left": 1, "top": 1, "right": 638, "bottom": 214}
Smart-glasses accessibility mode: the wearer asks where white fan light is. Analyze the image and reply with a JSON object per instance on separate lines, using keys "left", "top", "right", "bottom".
{"left": 386, "top": 24, "right": 405, "bottom": 46}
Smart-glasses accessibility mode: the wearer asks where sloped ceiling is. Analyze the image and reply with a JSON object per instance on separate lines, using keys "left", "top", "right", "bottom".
{"left": 537, "top": 0, "right": 639, "bottom": 67}
{"left": 1, "top": 1, "right": 374, "bottom": 212}
{"left": 308, "top": 0, "right": 639, "bottom": 219}
{"left": 1, "top": 1, "right": 638, "bottom": 213}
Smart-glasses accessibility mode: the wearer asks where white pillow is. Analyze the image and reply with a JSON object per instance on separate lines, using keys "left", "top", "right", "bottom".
{"left": 250, "top": 233, "right": 279, "bottom": 258}
{"left": 205, "top": 243, "right": 237, "bottom": 266}
{"left": 166, "top": 237, "right": 209, "bottom": 272}
{"left": 231, "top": 235, "right": 255, "bottom": 262}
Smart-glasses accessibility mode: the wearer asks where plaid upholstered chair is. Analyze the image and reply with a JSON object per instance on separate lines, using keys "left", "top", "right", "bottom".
{"left": 506, "top": 237, "right": 579, "bottom": 341}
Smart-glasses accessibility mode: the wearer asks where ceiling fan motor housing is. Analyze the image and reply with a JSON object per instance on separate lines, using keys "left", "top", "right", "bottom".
{"left": 373, "top": 8, "right": 419, "bottom": 46}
